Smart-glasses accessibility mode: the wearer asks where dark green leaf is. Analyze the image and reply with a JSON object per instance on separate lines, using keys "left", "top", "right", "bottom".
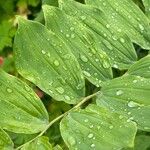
{"left": 142, "top": 0, "right": 150, "bottom": 19}
{"left": 14, "top": 17, "right": 85, "bottom": 104}
{"left": 60, "top": 104, "right": 137, "bottom": 150}
{"left": 0, "top": 70, "right": 49, "bottom": 134}
{"left": 59, "top": 0, "right": 137, "bottom": 69}
{"left": 85, "top": 0, "right": 150, "bottom": 49}
{"left": 43, "top": 5, "right": 113, "bottom": 87}
{"left": 97, "top": 75, "right": 150, "bottom": 131}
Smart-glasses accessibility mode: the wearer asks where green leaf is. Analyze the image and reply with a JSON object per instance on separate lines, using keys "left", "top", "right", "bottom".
{"left": 123, "top": 135, "right": 150, "bottom": 150}
{"left": 96, "top": 75, "right": 150, "bottom": 131}
{"left": 43, "top": 5, "right": 113, "bottom": 87}
{"left": 85, "top": 0, "right": 150, "bottom": 49}
{"left": 127, "top": 54, "right": 150, "bottom": 78}
{"left": 53, "top": 145, "right": 63, "bottom": 150}
{"left": 0, "top": 128, "right": 14, "bottom": 150}
{"left": 59, "top": 0, "right": 137, "bottom": 69}
{"left": 0, "top": 70, "right": 49, "bottom": 134}
{"left": 142, "top": 0, "right": 150, "bottom": 19}
{"left": 43, "top": 0, "right": 58, "bottom": 6}
{"left": 21, "top": 136, "right": 52, "bottom": 150}
{"left": 60, "top": 104, "right": 137, "bottom": 150}
{"left": 14, "top": 17, "right": 85, "bottom": 104}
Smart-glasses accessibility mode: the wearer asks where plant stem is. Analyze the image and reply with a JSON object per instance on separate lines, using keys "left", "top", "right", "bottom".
{"left": 15, "top": 91, "right": 100, "bottom": 150}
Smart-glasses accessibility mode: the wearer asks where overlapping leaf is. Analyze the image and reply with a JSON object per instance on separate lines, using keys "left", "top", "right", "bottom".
{"left": 21, "top": 136, "right": 52, "bottom": 150}
{"left": 0, "top": 128, "right": 14, "bottom": 149}
{"left": 14, "top": 17, "right": 85, "bottom": 104}
{"left": 59, "top": 0, "right": 137, "bottom": 69}
{"left": 142, "top": 0, "right": 150, "bottom": 19}
{"left": 43, "top": 5, "right": 113, "bottom": 87}
{"left": 85, "top": 0, "right": 150, "bottom": 49}
{"left": 127, "top": 54, "right": 150, "bottom": 78}
{"left": 0, "top": 70, "right": 49, "bottom": 134}
{"left": 97, "top": 75, "right": 150, "bottom": 131}
{"left": 60, "top": 104, "right": 137, "bottom": 150}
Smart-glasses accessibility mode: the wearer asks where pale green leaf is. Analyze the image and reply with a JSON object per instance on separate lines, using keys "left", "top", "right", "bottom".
{"left": 59, "top": 0, "right": 137, "bottom": 69}
{"left": 142, "top": 0, "right": 150, "bottom": 19}
{"left": 14, "top": 17, "right": 85, "bottom": 104}
{"left": 43, "top": 5, "right": 113, "bottom": 87}
{"left": 85, "top": 0, "right": 150, "bottom": 49}
{"left": 53, "top": 145, "right": 63, "bottom": 150}
{"left": 0, "top": 128, "right": 14, "bottom": 150}
{"left": 60, "top": 104, "right": 137, "bottom": 150}
{"left": 0, "top": 70, "right": 49, "bottom": 134}
{"left": 97, "top": 75, "right": 150, "bottom": 131}
{"left": 21, "top": 136, "right": 52, "bottom": 150}
{"left": 127, "top": 54, "right": 150, "bottom": 78}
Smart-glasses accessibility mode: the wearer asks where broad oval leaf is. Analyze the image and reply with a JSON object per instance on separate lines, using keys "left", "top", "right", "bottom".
{"left": 0, "top": 128, "right": 14, "bottom": 150}
{"left": 127, "top": 55, "right": 150, "bottom": 78}
{"left": 43, "top": 5, "right": 113, "bottom": 87}
{"left": 60, "top": 104, "right": 137, "bottom": 150}
{"left": 59, "top": 0, "right": 137, "bottom": 69}
{"left": 21, "top": 136, "right": 52, "bottom": 150}
{"left": 85, "top": 0, "right": 150, "bottom": 49}
{"left": 14, "top": 17, "right": 85, "bottom": 104}
{"left": 97, "top": 75, "right": 150, "bottom": 131}
{"left": 0, "top": 70, "right": 49, "bottom": 134}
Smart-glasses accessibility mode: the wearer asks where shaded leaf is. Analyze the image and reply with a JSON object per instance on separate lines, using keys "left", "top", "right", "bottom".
{"left": 43, "top": 5, "right": 113, "bottom": 87}
{"left": 0, "top": 70, "right": 49, "bottom": 134}
{"left": 14, "top": 17, "right": 85, "bottom": 104}
{"left": 85, "top": 0, "right": 150, "bottom": 49}
{"left": 21, "top": 136, "right": 52, "bottom": 150}
{"left": 59, "top": 0, "right": 137, "bottom": 69}
{"left": 127, "top": 54, "right": 150, "bottom": 78}
{"left": 60, "top": 104, "right": 137, "bottom": 150}
{"left": 0, "top": 128, "right": 14, "bottom": 150}
{"left": 142, "top": 0, "right": 150, "bottom": 19}
{"left": 97, "top": 75, "right": 150, "bottom": 131}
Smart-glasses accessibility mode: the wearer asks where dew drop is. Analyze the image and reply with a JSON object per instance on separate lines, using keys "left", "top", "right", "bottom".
{"left": 106, "top": 24, "right": 110, "bottom": 28}
{"left": 70, "top": 27, "right": 74, "bottom": 31}
{"left": 116, "top": 90, "right": 124, "bottom": 96}
{"left": 139, "top": 24, "right": 144, "bottom": 31}
{"left": 54, "top": 60, "right": 60, "bottom": 66}
{"left": 80, "top": 55, "right": 88, "bottom": 62}
{"left": 88, "top": 133, "right": 94, "bottom": 139}
{"left": 83, "top": 71, "right": 91, "bottom": 77}
{"left": 133, "top": 80, "right": 137, "bottom": 83}
{"left": 91, "top": 144, "right": 95, "bottom": 148}
{"left": 64, "top": 95, "right": 71, "bottom": 101}
{"left": 7, "top": 88, "right": 13, "bottom": 93}
{"left": 109, "top": 125, "right": 113, "bottom": 129}
{"left": 42, "top": 50, "right": 46, "bottom": 54}
{"left": 103, "top": 61, "right": 110, "bottom": 69}
{"left": 120, "top": 38, "right": 125, "bottom": 43}
{"left": 128, "top": 101, "right": 141, "bottom": 108}
{"left": 119, "top": 115, "right": 123, "bottom": 119}
{"left": 56, "top": 87, "right": 64, "bottom": 94}
{"left": 81, "top": 16, "right": 86, "bottom": 20}
{"left": 84, "top": 119, "right": 88, "bottom": 122}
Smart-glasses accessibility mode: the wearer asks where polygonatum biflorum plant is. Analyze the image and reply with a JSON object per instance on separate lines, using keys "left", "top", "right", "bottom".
{"left": 0, "top": 0, "right": 150, "bottom": 149}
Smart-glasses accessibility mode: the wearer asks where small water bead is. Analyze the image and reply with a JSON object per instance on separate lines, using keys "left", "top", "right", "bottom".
{"left": 116, "top": 90, "right": 124, "bottom": 96}
{"left": 66, "top": 34, "right": 70, "bottom": 38}
{"left": 81, "top": 16, "right": 86, "bottom": 20}
{"left": 128, "top": 101, "right": 141, "bottom": 108}
{"left": 139, "top": 24, "right": 144, "bottom": 31}
{"left": 54, "top": 60, "right": 60, "bottom": 66}
{"left": 80, "top": 55, "right": 88, "bottom": 63}
{"left": 84, "top": 119, "right": 88, "bottom": 122}
{"left": 113, "top": 64, "right": 118, "bottom": 68}
{"left": 109, "top": 125, "right": 113, "bottom": 129}
{"left": 47, "top": 53, "right": 51, "bottom": 57}
{"left": 103, "top": 61, "right": 111, "bottom": 69}
{"left": 24, "top": 85, "right": 30, "bottom": 92}
{"left": 133, "top": 80, "right": 137, "bottom": 83}
{"left": 7, "top": 88, "right": 13, "bottom": 93}
{"left": 71, "top": 34, "right": 75, "bottom": 39}
{"left": 128, "top": 112, "right": 131, "bottom": 115}
{"left": 91, "top": 144, "right": 95, "bottom": 148}
{"left": 88, "top": 133, "right": 94, "bottom": 139}
{"left": 90, "top": 125, "right": 94, "bottom": 128}
{"left": 64, "top": 95, "right": 71, "bottom": 101}
{"left": 41, "top": 50, "right": 46, "bottom": 55}
{"left": 119, "top": 115, "right": 124, "bottom": 119}
{"left": 120, "top": 38, "right": 125, "bottom": 43}
{"left": 56, "top": 87, "right": 64, "bottom": 94}
{"left": 70, "top": 27, "right": 75, "bottom": 31}
{"left": 83, "top": 71, "right": 91, "bottom": 77}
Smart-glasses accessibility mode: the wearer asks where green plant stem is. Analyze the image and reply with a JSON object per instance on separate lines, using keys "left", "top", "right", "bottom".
{"left": 15, "top": 91, "right": 100, "bottom": 150}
